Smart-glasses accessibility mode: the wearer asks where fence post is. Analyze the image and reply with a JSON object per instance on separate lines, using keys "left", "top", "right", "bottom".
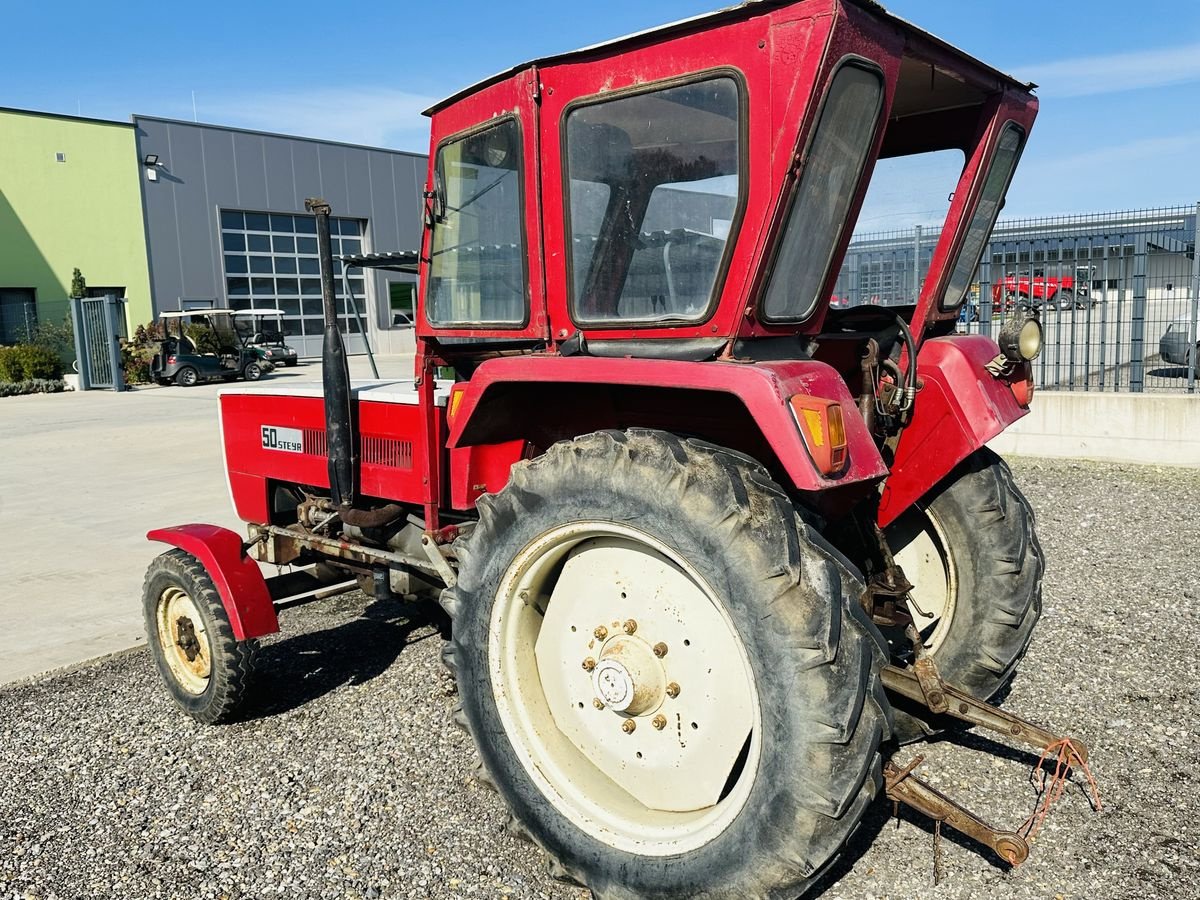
{"left": 913, "top": 225, "right": 922, "bottom": 303}
{"left": 1188, "top": 202, "right": 1199, "bottom": 394}
{"left": 979, "top": 242, "right": 993, "bottom": 333}
{"left": 1128, "top": 233, "right": 1148, "bottom": 393}
{"left": 103, "top": 294, "right": 126, "bottom": 392}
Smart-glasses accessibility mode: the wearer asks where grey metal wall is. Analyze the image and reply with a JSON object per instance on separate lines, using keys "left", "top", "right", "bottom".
{"left": 133, "top": 115, "right": 426, "bottom": 357}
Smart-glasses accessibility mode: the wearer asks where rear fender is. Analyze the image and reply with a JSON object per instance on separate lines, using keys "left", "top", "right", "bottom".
{"left": 877, "top": 335, "right": 1028, "bottom": 528}
{"left": 147, "top": 524, "right": 279, "bottom": 640}
{"left": 445, "top": 356, "right": 887, "bottom": 502}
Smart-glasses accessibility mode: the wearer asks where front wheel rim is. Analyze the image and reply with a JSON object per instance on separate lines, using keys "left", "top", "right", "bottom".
{"left": 155, "top": 586, "right": 212, "bottom": 694}
{"left": 488, "top": 522, "right": 761, "bottom": 856}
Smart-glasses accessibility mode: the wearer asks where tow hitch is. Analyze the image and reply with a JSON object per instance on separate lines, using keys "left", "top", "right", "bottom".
{"left": 881, "top": 626, "right": 1099, "bottom": 876}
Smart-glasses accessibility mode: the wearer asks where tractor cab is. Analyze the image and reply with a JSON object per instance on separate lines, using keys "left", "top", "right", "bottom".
{"left": 417, "top": 0, "right": 1036, "bottom": 379}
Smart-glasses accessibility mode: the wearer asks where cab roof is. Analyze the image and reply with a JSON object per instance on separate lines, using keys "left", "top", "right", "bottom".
{"left": 423, "top": 0, "right": 1035, "bottom": 116}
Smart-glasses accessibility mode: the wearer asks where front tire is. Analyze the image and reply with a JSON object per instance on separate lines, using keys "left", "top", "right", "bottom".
{"left": 243, "top": 362, "right": 263, "bottom": 381}
{"left": 442, "top": 430, "right": 890, "bottom": 899}
{"left": 886, "top": 448, "right": 1043, "bottom": 741}
{"left": 143, "top": 549, "right": 258, "bottom": 724}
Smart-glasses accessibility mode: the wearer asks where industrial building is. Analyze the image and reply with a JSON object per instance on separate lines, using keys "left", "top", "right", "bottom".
{"left": 0, "top": 107, "right": 427, "bottom": 357}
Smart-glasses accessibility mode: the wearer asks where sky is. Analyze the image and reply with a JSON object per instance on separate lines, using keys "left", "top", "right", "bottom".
{"left": 4, "top": 0, "right": 1198, "bottom": 222}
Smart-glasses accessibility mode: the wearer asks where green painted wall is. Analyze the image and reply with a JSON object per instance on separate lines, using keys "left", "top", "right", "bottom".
{"left": 0, "top": 109, "right": 152, "bottom": 340}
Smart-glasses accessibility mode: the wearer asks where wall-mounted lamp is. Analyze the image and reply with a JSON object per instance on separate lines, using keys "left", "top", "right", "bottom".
{"left": 143, "top": 153, "right": 160, "bottom": 181}
{"left": 143, "top": 153, "right": 159, "bottom": 166}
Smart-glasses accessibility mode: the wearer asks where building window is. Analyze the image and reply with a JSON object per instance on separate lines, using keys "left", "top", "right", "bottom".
{"left": 219, "top": 210, "right": 366, "bottom": 338}
{"left": 388, "top": 281, "right": 415, "bottom": 327}
{"left": 0, "top": 289, "right": 37, "bottom": 344}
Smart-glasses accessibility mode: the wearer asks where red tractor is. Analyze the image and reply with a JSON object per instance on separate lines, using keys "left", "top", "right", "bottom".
{"left": 143, "top": 2, "right": 1085, "bottom": 896}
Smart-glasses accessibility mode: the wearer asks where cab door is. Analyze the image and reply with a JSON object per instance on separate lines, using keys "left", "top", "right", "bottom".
{"left": 416, "top": 68, "right": 548, "bottom": 343}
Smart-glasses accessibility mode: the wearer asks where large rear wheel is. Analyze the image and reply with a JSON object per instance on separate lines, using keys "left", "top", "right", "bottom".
{"left": 886, "top": 448, "right": 1043, "bottom": 741}
{"left": 442, "top": 430, "right": 890, "bottom": 899}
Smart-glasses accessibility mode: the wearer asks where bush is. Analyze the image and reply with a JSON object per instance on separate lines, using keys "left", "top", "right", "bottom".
{"left": 0, "top": 343, "right": 64, "bottom": 382}
{"left": 0, "top": 378, "right": 67, "bottom": 397}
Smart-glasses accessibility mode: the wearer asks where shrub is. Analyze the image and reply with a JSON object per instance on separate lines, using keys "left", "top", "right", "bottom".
{"left": 0, "top": 347, "right": 20, "bottom": 382}
{"left": 0, "top": 378, "right": 67, "bottom": 397}
{"left": 16, "top": 344, "right": 63, "bottom": 380}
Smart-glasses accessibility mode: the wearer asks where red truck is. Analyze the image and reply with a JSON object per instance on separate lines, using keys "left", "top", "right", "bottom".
{"left": 141, "top": 2, "right": 1092, "bottom": 896}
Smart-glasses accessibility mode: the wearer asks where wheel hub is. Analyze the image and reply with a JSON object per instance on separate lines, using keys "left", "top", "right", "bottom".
{"left": 592, "top": 636, "right": 665, "bottom": 715}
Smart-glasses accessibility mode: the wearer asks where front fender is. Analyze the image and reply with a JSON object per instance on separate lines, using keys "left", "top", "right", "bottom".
{"left": 446, "top": 355, "right": 888, "bottom": 495}
{"left": 147, "top": 524, "right": 279, "bottom": 640}
{"left": 877, "top": 335, "right": 1028, "bottom": 528}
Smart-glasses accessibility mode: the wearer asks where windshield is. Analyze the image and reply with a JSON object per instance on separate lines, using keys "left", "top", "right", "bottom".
{"left": 426, "top": 118, "right": 527, "bottom": 326}
{"left": 941, "top": 124, "right": 1025, "bottom": 310}
{"left": 564, "top": 76, "right": 741, "bottom": 324}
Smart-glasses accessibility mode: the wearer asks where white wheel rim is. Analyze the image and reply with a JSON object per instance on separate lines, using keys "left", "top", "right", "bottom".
{"left": 155, "top": 586, "right": 212, "bottom": 694}
{"left": 488, "top": 522, "right": 760, "bottom": 856}
{"left": 889, "top": 505, "right": 957, "bottom": 654}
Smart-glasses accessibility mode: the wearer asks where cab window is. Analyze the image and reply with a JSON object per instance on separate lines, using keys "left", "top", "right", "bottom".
{"left": 427, "top": 119, "right": 527, "bottom": 326}
{"left": 565, "top": 76, "right": 742, "bottom": 325}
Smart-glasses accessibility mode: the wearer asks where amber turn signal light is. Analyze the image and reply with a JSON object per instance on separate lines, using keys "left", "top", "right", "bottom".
{"left": 1009, "top": 362, "right": 1034, "bottom": 407}
{"left": 789, "top": 396, "right": 848, "bottom": 475}
{"left": 447, "top": 383, "right": 468, "bottom": 426}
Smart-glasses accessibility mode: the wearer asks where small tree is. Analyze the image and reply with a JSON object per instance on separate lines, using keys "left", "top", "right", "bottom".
{"left": 69, "top": 268, "right": 87, "bottom": 299}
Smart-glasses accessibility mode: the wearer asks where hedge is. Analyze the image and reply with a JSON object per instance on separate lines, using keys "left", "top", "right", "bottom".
{"left": 0, "top": 378, "right": 67, "bottom": 397}
{"left": 0, "top": 344, "right": 64, "bottom": 382}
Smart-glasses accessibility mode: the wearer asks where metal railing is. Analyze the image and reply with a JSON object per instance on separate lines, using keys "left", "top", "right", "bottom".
{"left": 838, "top": 203, "right": 1200, "bottom": 393}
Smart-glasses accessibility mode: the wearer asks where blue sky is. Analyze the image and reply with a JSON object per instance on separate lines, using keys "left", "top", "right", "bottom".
{"left": 5, "top": 0, "right": 1198, "bottom": 220}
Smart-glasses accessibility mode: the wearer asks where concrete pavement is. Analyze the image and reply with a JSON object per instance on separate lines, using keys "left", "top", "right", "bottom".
{"left": 0, "top": 355, "right": 413, "bottom": 684}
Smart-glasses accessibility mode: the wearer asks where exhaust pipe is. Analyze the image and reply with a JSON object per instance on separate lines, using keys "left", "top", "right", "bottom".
{"left": 305, "top": 198, "right": 357, "bottom": 508}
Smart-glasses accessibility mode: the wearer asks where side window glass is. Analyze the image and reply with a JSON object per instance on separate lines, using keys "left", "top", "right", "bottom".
{"left": 427, "top": 119, "right": 527, "bottom": 326}
{"left": 565, "top": 77, "right": 741, "bottom": 324}
{"left": 762, "top": 65, "right": 884, "bottom": 321}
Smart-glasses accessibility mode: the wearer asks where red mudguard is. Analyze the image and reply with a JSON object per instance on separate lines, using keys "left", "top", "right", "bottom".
{"left": 877, "top": 335, "right": 1029, "bottom": 528}
{"left": 147, "top": 524, "right": 279, "bottom": 640}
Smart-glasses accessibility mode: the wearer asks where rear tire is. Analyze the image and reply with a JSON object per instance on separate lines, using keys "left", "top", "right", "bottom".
{"left": 442, "top": 429, "right": 890, "bottom": 899}
{"left": 886, "top": 448, "right": 1043, "bottom": 742}
{"left": 175, "top": 366, "right": 198, "bottom": 387}
{"left": 143, "top": 549, "right": 258, "bottom": 724}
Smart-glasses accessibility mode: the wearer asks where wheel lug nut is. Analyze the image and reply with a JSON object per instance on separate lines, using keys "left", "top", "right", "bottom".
{"left": 653, "top": 642, "right": 668, "bottom": 658}
{"left": 593, "top": 698, "right": 605, "bottom": 710}
{"left": 623, "top": 619, "right": 637, "bottom": 635}
{"left": 666, "top": 682, "right": 680, "bottom": 698}
{"left": 582, "top": 657, "right": 596, "bottom": 672}
{"left": 594, "top": 625, "right": 608, "bottom": 640}
{"left": 622, "top": 719, "right": 636, "bottom": 734}
{"left": 652, "top": 714, "right": 667, "bottom": 730}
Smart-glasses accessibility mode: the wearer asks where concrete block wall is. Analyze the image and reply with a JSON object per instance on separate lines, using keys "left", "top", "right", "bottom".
{"left": 988, "top": 392, "right": 1200, "bottom": 467}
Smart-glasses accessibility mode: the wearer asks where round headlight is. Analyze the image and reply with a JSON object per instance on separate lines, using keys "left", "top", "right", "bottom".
{"left": 998, "top": 316, "right": 1043, "bottom": 362}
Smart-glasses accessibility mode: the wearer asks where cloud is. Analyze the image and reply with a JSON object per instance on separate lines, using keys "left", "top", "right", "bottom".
{"left": 176, "top": 86, "right": 440, "bottom": 152}
{"left": 1012, "top": 42, "right": 1200, "bottom": 98}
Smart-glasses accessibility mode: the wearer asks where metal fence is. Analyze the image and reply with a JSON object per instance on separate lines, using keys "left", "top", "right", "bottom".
{"left": 837, "top": 204, "right": 1200, "bottom": 393}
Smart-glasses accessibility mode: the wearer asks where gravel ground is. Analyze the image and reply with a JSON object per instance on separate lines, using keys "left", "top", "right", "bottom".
{"left": 2, "top": 456, "right": 1198, "bottom": 900}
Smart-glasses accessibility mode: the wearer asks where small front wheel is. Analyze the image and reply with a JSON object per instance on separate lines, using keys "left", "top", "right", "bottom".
{"left": 243, "top": 362, "right": 263, "bottom": 381}
{"left": 143, "top": 549, "right": 257, "bottom": 724}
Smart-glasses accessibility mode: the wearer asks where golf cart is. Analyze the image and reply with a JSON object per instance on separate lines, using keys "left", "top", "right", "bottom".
{"left": 232, "top": 308, "right": 299, "bottom": 368}
{"left": 150, "top": 310, "right": 270, "bottom": 387}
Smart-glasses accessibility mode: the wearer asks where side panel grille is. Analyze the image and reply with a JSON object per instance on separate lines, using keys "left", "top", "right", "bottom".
{"left": 362, "top": 435, "right": 414, "bottom": 469}
{"left": 300, "top": 429, "right": 412, "bottom": 470}
{"left": 302, "top": 428, "right": 327, "bottom": 456}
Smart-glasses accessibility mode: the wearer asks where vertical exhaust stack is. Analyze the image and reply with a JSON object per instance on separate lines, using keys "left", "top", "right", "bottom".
{"left": 305, "top": 198, "right": 357, "bottom": 509}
